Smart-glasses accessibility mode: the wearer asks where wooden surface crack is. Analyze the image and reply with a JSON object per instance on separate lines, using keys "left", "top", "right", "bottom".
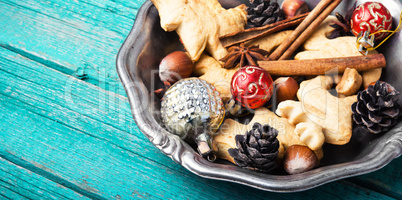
{"left": 0, "top": 0, "right": 400, "bottom": 199}
{"left": 0, "top": 152, "right": 106, "bottom": 200}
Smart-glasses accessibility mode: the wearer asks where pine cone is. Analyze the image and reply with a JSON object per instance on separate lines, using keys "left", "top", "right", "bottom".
{"left": 352, "top": 81, "right": 401, "bottom": 134}
{"left": 228, "top": 123, "right": 279, "bottom": 172}
{"left": 246, "top": 0, "right": 285, "bottom": 28}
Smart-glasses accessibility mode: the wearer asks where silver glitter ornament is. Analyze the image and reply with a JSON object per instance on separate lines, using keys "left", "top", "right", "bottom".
{"left": 161, "top": 78, "right": 225, "bottom": 159}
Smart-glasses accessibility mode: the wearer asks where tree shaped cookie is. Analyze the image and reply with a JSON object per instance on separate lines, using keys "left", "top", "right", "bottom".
{"left": 150, "top": 0, "right": 247, "bottom": 62}
{"left": 297, "top": 76, "right": 357, "bottom": 145}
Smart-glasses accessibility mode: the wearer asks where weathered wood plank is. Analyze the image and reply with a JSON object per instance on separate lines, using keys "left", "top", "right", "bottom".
{"left": 1, "top": 99, "right": 397, "bottom": 200}
{"left": 0, "top": 0, "right": 146, "bottom": 96}
{"left": 0, "top": 46, "right": 286, "bottom": 199}
{"left": 0, "top": 45, "right": 399, "bottom": 199}
{"left": 0, "top": 73, "right": 228, "bottom": 199}
{"left": 0, "top": 157, "right": 88, "bottom": 200}
{"left": 0, "top": 0, "right": 401, "bottom": 198}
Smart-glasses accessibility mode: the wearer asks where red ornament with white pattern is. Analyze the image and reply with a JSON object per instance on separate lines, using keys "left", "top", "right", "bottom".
{"left": 350, "top": 2, "right": 393, "bottom": 43}
{"left": 230, "top": 65, "right": 273, "bottom": 109}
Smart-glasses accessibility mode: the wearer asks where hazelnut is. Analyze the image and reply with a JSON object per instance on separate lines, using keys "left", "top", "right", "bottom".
{"left": 274, "top": 77, "right": 299, "bottom": 104}
{"left": 283, "top": 145, "right": 318, "bottom": 175}
{"left": 159, "top": 51, "right": 193, "bottom": 84}
{"left": 281, "top": 0, "right": 309, "bottom": 19}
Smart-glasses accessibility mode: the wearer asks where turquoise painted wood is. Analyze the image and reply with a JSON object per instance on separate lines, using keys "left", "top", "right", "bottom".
{"left": 1, "top": 43, "right": 399, "bottom": 200}
{"left": 0, "top": 157, "right": 89, "bottom": 200}
{"left": 3, "top": 42, "right": 399, "bottom": 200}
{"left": 0, "top": 0, "right": 146, "bottom": 96}
{"left": 0, "top": 0, "right": 401, "bottom": 199}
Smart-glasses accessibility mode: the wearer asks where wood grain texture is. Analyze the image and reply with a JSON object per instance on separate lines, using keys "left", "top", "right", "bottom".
{"left": 0, "top": 157, "right": 88, "bottom": 200}
{"left": 0, "top": 0, "right": 401, "bottom": 199}
{"left": 0, "top": 0, "right": 146, "bottom": 96}
{"left": 0, "top": 43, "right": 399, "bottom": 200}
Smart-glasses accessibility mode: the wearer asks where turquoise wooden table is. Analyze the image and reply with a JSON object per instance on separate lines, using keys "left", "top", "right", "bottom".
{"left": 0, "top": 0, "right": 400, "bottom": 199}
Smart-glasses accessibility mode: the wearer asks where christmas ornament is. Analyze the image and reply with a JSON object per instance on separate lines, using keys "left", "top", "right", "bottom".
{"left": 351, "top": 81, "right": 400, "bottom": 134}
{"left": 161, "top": 78, "right": 225, "bottom": 158}
{"left": 231, "top": 65, "right": 274, "bottom": 109}
{"left": 228, "top": 122, "right": 279, "bottom": 173}
{"left": 350, "top": 2, "right": 393, "bottom": 54}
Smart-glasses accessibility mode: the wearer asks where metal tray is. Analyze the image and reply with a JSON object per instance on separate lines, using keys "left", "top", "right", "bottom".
{"left": 116, "top": 0, "right": 402, "bottom": 192}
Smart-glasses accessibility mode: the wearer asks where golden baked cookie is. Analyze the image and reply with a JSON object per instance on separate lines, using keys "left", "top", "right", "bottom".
{"left": 295, "top": 16, "right": 378, "bottom": 59}
{"left": 213, "top": 107, "right": 323, "bottom": 162}
{"left": 151, "top": 0, "right": 247, "bottom": 62}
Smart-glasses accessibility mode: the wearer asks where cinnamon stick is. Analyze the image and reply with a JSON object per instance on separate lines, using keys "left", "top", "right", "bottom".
{"left": 219, "top": 13, "right": 309, "bottom": 48}
{"left": 278, "top": 0, "right": 343, "bottom": 60}
{"left": 258, "top": 54, "right": 386, "bottom": 76}
{"left": 268, "top": 0, "right": 335, "bottom": 60}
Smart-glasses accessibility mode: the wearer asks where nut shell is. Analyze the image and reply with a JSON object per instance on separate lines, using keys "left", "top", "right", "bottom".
{"left": 274, "top": 77, "right": 299, "bottom": 104}
{"left": 283, "top": 145, "right": 318, "bottom": 174}
{"left": 281, "top": 0, "right": 309, "bottom": 19}
{"left": 159, "top": 51, "right": 193, "bottom": 84}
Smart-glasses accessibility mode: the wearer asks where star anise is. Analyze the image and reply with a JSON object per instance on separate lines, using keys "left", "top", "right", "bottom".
{"left": 220, "top": 43, "right": 269, "bottom": 69}
{"left": 327, "top": 2, "right": 356, "bottom": 39}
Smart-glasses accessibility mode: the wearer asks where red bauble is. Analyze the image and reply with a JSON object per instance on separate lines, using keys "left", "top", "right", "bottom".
{"left": 350, "top": 2, "right": 393, "bottom": 43}
{"left": 230, "top": 65, "right": 273, "bottom": 109}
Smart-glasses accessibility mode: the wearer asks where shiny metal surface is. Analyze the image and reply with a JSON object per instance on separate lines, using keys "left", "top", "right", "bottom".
{"left": 116, "top": 0, "right": 402, "bottom": 192}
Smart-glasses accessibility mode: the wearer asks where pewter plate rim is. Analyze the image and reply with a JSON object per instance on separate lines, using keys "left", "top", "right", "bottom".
{"left": 116, "top": 0, "right": 402, "bottom": 192}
